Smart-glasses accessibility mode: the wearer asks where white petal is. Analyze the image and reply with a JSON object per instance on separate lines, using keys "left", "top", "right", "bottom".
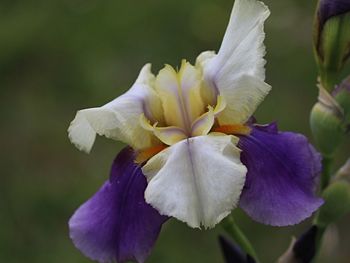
{"left": 142, "top": 134, "right": 247, "bottom": 228}
{"left": 197, "top": 0, "right": 271, "bottom": 123}
{"left": 217, "top": 74, "right": 271, "bottom": 125}
{"left": 68, "top": 109, "right": 97, "bottom": 153}
{"left": 68, "top": 64, "right": 163, "bottom": 152}
{"left": 204, "top": 0, "right": 270, "bottom": 82}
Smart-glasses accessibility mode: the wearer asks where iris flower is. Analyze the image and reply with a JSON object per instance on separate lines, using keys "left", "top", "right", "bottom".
{"left": 68, "top": 0, "right": 323, "bottom": 262}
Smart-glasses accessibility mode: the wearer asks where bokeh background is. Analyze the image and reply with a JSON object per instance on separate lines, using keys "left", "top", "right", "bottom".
{"left": 1, "top": 0, "right": 349, "bottom": 262}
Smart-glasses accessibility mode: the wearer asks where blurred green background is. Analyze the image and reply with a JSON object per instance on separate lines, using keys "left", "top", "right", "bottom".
{"left": 1, "top": 0, "right": 349, "bottom": 262}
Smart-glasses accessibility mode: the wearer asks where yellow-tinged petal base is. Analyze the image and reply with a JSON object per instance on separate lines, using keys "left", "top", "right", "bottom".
{"left": 213, "top": 124, "right": 251, "bottom": 135}
{"left": 135, "top": 144, "right": 168, "bottom": 164}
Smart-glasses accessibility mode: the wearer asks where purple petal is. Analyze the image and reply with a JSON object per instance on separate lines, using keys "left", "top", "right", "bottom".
{"left": 318, "top": 0, "right": 350, "bottom": 29}
{"left": 238, "top": 124, "right": 324, "bottom": 226}
{"left": 69, "top": 147, "right": 168, "bottom": 263}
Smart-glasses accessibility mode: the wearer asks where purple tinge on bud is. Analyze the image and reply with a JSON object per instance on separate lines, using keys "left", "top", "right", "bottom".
{"left": 333, "top": 76, "right": 350, "bottom": 124}
{"left": 277, "top": 226, "right": 318, "bottom": 263}
{"left": 218, "top": 235, "right": 256, "bottom": 263}
{"left": 293, "top": 226, "right": 318, "bottom": 263}
{"left": 318, "top": 0, "right": 350, "bottom": 29}
{"left": 333, "top": 76, "right": 350, "bottom": 95}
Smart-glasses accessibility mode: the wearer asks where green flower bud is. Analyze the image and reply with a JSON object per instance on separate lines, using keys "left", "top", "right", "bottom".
{"left": 336, "top": 158, "right": 350, "bottom": 181}
{"left": 314, "top": 0, "right": 350, "bottom": 91}
{"left": 310, "top": 86, "right": 345, "bottom": 156}
{"left": 333, "top": 77, "right": 350, "bottom": 124}
{"left": 315, "top": 181, "right": 350, "bottom": 228}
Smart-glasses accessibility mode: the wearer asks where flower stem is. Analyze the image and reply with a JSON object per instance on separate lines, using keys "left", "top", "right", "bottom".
{"left": 320, "top": 156, "right": 333, "bottom": 191}
{"left": 222, "top": 215, "right": 260, "bottom": 262}
{"left": 311, "top": 155, "right": 333, "bottom": 262}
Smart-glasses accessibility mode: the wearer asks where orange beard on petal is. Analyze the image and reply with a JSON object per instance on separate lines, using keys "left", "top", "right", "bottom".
{"left": 135, "top": 144, "right": 168, "bottom": 164}
{"left": 212, "top": 124, "right": 251, "bottom": 136}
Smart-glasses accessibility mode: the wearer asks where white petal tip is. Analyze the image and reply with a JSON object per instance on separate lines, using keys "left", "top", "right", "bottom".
{"left": 68, "top": 111, "right": 96, "bottom": 153}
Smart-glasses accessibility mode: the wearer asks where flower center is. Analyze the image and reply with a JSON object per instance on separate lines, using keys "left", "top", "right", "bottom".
{"left": 140, "top": 60, "right": 223, "bottom": 144}
{"left": 136, "top": 60, "right": 251, "bottom": 163}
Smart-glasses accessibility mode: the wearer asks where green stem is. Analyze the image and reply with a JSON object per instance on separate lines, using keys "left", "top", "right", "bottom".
{"left": 222, "top": 215, "right": 260, "bottom": 262}
{"left": 311, "top": 155, "right": 333, "bottom": 262}
{"left": 320, "top": 157, "right": 333, "bottom": 191}
{"left": 320, "top": 68, "right": 338, "bottom": 92}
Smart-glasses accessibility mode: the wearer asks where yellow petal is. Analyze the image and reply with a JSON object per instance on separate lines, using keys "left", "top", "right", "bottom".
{"left": 178, "top": 60, "right": 206, "bottom": 124}
{"left": 155, "top": 61, "right": 205, "bottom": 132}
{"left": 191, "top": 107, "right": 215, "bottom": 137}
{"left": 155, "top": 65, "right": 187, "bottom": 129}
{"left": 140, "top": 114, "right": 187, "bottom": 146}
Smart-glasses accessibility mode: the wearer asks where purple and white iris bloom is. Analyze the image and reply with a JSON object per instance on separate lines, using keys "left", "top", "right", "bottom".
{"left": 68, "top": 0, "right": 323, "bottom": 262}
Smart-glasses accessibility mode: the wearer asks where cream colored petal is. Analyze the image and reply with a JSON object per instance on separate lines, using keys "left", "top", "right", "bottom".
{"left": 217, "top": 74, "right": 271, "bottom": 125}
{"left": 178, "top": 60, "right": 205, "bottom": 123}
{"left": 213, "top": 95, "right": 227, "bottom": 115}
{"left": 196, "top": 0, "right": 270, "bottom": 122}
{"left": 155, "top": 62, "right": 204, "bottom": 131}
{"left": 196, "top": 51, "right": 218, "bottom": 107}
{"left": 196, "top": 51, "right": 216, "bottom": 70}
{"left": 68, "top": 64, "right": 162, "bottom": 153}
{"left": 203, "top": 0, "right": 270, "bottom": 82}
{"left": 142, "top": 134, "right": 247, "bottom": 228}
{"left": 68, "top": 109, "right": 97, "bottom": 153}
{"left": 140, "top": 114, "right": 187, "bottom": 146}
{"left": 155, "top": 65, "right": 187, "bottom": 129}
{"left": 153, "top": 126, "right": 187, "bottom": 146}
{"left": 191, "top": 107, "right": 214, "bottom": 137}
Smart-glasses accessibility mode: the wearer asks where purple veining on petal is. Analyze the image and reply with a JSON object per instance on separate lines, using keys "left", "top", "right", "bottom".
{"left": 69, "top": 147, "right": 168, "bottom": 263}
{"left": 318, "top": 0, "right": 350, "bottom": 29}
{"left": 238, "top": 123, "right": 323, "bottom": 226}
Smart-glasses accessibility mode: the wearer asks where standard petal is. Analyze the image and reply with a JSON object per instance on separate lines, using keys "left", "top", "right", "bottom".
{"left": 155, "top": 61, "right": 204, "bottom": 131}
{"left": 238, "top": 124, "right": 324, "bottom": 226}
{"left": 201, "top": 0, "right": 270, "bottom": 83}
{"left": 68, "top": 64, "right": 163, "bottom": 153}
{"left": 142, "top": 135, "right": 247, "bottom": 228}
{"left": 216, "top": 75, "right": 271, "bottom": 125}
{"left": 197, "top": 0, "right": 271, "bottom": 124}
{"left": 69, "top": 148, "right": 168, "bottom": 263}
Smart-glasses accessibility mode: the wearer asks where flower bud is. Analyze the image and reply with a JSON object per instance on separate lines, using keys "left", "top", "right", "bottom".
{"left": 333, "top": 76, "right": 350, "bottom": 124}
{"left": 315, "top": 181, "right": 350, "bottom": 228}
{"left": 277, "top": 226, "right": 318, "bottom": 263}
{"left": 218, "top": 235, "right": 256, "bottom": 263}
{"left": 314, "top": 0, "right": 350, "bottom": 90}
{"left": 336, "top": 158, "right": 350, "bottom": 181}
{"left": 310, "top": 86, "right": 345, "bottom": 156}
